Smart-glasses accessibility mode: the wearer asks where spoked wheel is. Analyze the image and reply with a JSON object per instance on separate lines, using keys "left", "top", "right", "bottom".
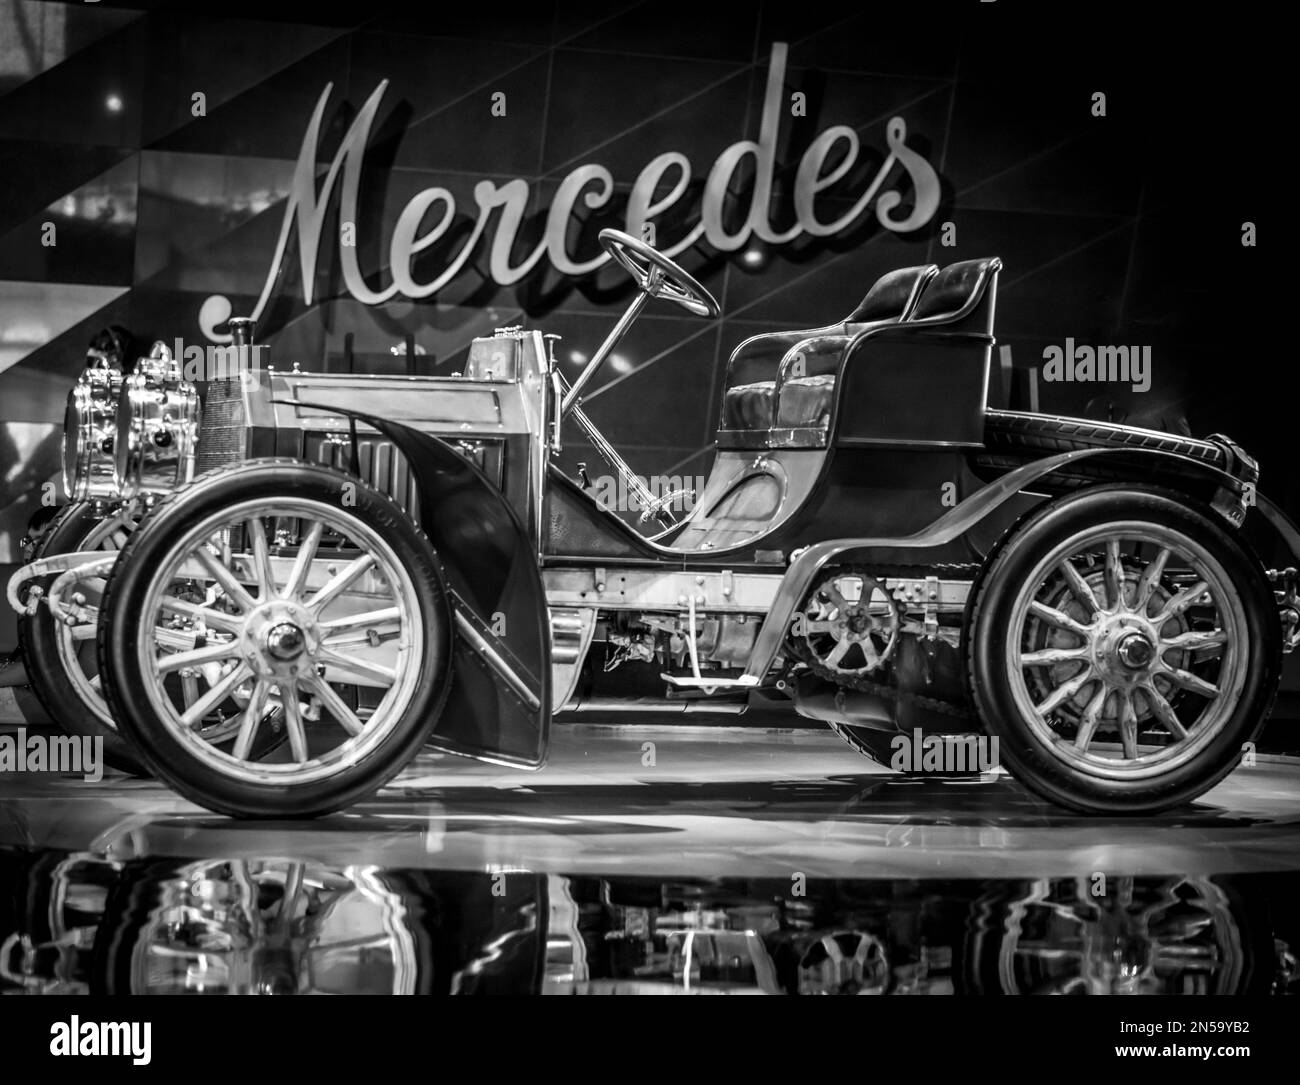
{"left": 969, "top": 486, "right": 1280, "bottom": 814}
{"left": 98, "top": 461, "right": 452, "bottom": 818}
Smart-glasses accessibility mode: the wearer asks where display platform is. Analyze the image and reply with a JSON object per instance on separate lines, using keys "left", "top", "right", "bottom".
{"left": 3, "top": 723, "right": 1297, "bottom": 995}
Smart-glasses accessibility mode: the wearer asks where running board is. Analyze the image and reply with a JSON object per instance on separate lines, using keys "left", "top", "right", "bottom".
{"left": 660, "top": 673, "right": 759, "bottom": 690}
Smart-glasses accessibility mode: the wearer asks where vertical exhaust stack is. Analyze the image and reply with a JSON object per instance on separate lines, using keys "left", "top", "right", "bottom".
{"left": 196, "top": 316, "right": 258, "bottom": 475}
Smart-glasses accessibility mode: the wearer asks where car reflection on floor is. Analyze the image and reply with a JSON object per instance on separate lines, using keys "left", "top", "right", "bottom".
{"left": 2, "top": 845, "right": 1296, "bottom": 995}
{"left": 2, "top": 726, "right": 1299, "bottom": 994}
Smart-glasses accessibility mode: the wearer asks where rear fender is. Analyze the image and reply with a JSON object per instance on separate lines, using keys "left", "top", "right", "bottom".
{"left": 294, "top": 405, "right": 550, "bottom": 769}
{"left": 741, "top": 446, "right": 1248, "bottom": 683}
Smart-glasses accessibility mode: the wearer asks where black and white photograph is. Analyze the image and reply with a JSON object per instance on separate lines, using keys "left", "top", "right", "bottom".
{"left": 0, "top": 0, "right": 1290, "bottom": 1048}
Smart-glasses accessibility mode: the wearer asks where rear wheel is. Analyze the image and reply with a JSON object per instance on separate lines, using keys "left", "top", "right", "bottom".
{"left": 98, "top": 461, "right": 452, "bottom": 818}
{"left": 18, "top": 502, "right": 144, "bottom": 774}
{"left": 20, "top": 502, "right": 288, "bottom": 776}
{"left": 969, "top": 486, "right": 1280, "bottom": 814}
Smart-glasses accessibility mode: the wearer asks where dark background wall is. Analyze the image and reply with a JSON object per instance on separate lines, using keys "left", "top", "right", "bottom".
{"left": 0, "top": 0, "right": 1283, "bottom": 652}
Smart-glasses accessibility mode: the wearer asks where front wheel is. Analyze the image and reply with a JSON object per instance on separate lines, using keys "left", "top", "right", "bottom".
{"left": 968, "top": 485, "right": 1280, "bottom": 814}
{"left": 98, "top": 461, "right": 453, "bottom": 818}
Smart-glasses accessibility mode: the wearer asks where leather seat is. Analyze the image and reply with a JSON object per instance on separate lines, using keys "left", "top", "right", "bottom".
{"left": 772, "top": 262, "right": 984, "bottom": 432}
{"left": 772, "top": 256, "right": 1004, "bottom": 436}
{"left": 726, "top": 380, "right": 780, "bottom": 430}
{"left": 721, "top": 264, "right": 937, "bottom": 433}
{"left": 775, "top": 374, "right": 837, "bottom": 429}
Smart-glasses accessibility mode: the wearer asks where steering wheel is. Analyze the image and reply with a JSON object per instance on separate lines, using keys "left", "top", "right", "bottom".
{"left": 599, "top": 229, "right": 720, "bottom": 318}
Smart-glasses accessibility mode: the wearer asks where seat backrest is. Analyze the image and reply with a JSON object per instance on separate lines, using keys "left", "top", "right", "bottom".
{"left": 908, "top": 256, "right": 1002, "bottom": 333}
{"left": 845, "top": 263, "right": 937, "bottom": 325}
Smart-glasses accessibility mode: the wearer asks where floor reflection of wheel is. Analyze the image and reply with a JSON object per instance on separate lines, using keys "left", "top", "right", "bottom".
{"left": 91, "top": 859, "right": 430, "bottom": 994}
{"left": 796, "top": 930, "right": 890, "bottom": 995}
{"left": 98, "top": 461, "right": 452, "bottom": 818}
{"left": 1, "top": 851, "right": 119, "bottom": 995}
{"left": 960, "top": 876, "right": 1271, "bottom": 995}
{"left": 18, "top": 502, "right": 145, "bottom": 774}
{"left": 969, "top": 486, "right": 1280, "bottom": 814}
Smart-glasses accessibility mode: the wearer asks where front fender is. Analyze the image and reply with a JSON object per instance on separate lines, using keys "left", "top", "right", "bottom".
{"left": 741, "top": 446, "right": 1248, "bottom": 684}
{"left": 295, "top": 405, "right": 550, "bottom": 769}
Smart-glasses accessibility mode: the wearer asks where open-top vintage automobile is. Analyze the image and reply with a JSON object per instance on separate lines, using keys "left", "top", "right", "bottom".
{"left": 11, "top": 229, "right": 1300, "bottom": 818}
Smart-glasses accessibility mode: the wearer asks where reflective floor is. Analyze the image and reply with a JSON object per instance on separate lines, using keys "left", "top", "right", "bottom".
{"left": 2, "top": 724, "right": 1299, "bottom": 994}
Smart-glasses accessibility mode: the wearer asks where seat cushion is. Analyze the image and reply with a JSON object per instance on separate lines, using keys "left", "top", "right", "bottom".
{"left": 775, "top": 374, "right": 836, "bottom": 429}
{"left": 723, "top": 380, "right": 777, "bottom": 430}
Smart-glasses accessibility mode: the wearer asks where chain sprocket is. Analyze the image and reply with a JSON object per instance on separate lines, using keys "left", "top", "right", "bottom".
{"left": 792, "top": 563, "right": 980, "bottom": 720}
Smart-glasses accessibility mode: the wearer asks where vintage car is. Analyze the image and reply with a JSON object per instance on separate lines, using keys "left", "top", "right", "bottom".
{"left": 10, "top": 230, "right": 1300, "bottom": 818}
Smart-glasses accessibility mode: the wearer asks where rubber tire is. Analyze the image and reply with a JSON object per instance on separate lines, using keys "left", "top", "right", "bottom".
{"left": 97, "top": 460, "right": 453, "bottom": 819}
{"left": 18, "top": 501, "right": 147, "bottom": 775}
{"left": 968, "top": 485, "right": 1281, "bottom": 815}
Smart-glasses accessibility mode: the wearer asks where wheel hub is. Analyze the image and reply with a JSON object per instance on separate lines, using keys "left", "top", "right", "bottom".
{"left": 266, "top": 622, "right": 307, "bottom": 661}
{"left": 1092, "top": 614, "right": 1161, "bottom": 687}
{"left": 1115, "top": 632, "right": 1154, "bottom": 669}
{"left": 241, "top": 600, "right": 321, "bottom": 679}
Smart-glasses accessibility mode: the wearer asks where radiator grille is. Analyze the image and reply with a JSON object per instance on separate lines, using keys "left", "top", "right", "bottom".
{"left": 196, "top": 378, "right": 247, "bottom": 475}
